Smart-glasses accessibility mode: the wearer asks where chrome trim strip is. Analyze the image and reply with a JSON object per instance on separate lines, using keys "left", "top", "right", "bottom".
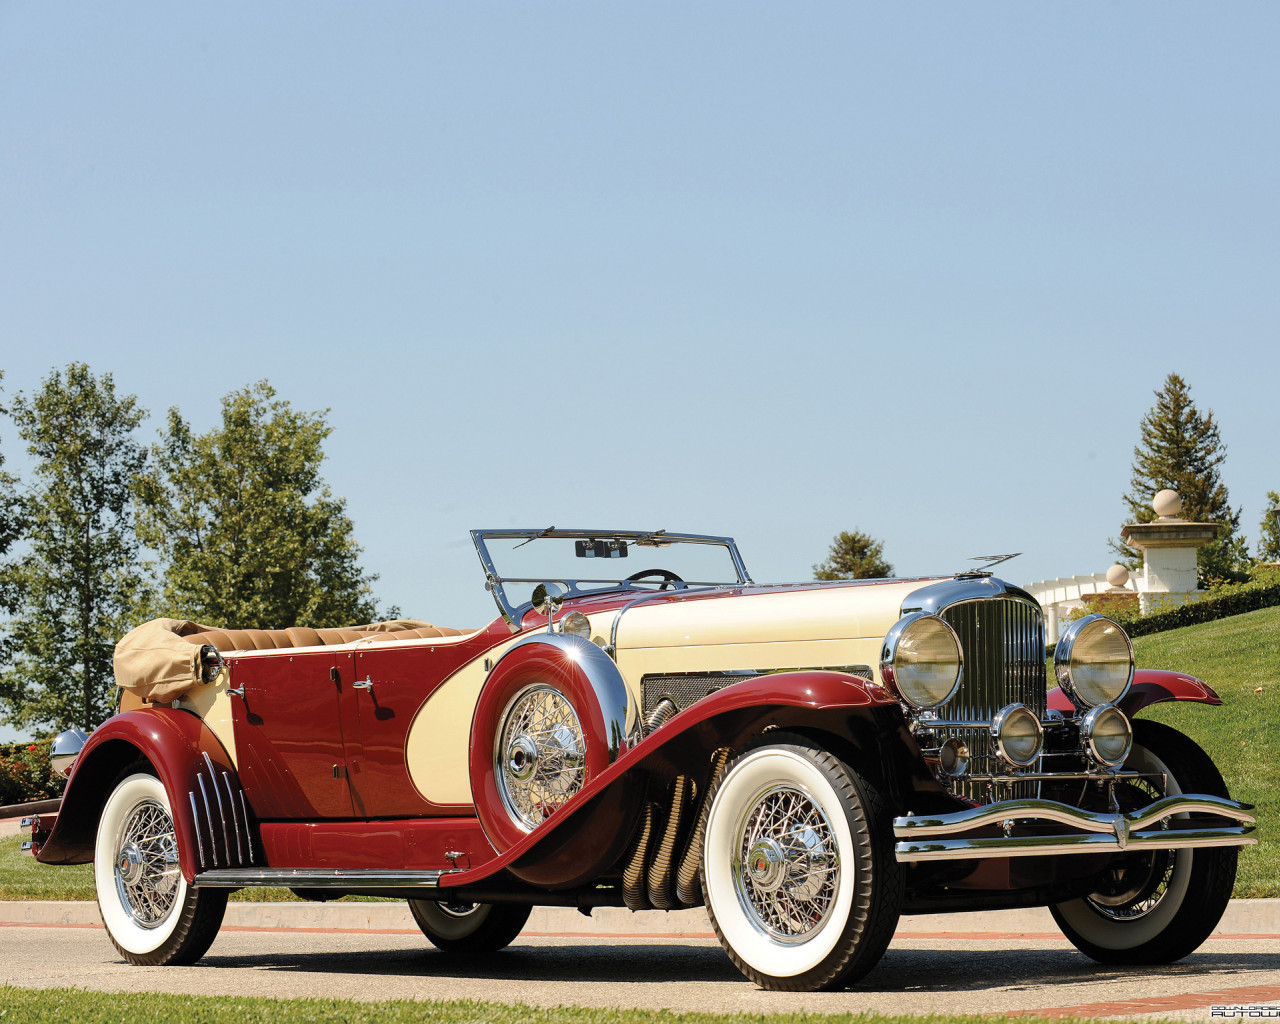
{"left": 894, "top": 794, "right": 1255, "bottom": 838}
{"left": 196, "top": 773, "right": 218, "bottom": 863}
{"left": 221, "top": 772, "right": 245, "bottom": 866}
{"left": 896, "top": 826, "right": 1257, "bottom": 861}
{"left": 202, "top": 753, "right": 230, "bottom": 864}
{"left": 193, "top": 868, "right": 449, "bottom": 889}
{"left": 238, "top": 790, "right": 255, "bottom": 864}
{"left": 188, "top": 792, "right": 207, "bottom": 869}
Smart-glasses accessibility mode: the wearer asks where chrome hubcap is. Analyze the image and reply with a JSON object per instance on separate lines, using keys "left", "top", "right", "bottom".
{"left": 496, "top": 685, "right": 586, "bottom": 830}
{"left": 113, "top": 798, "right": 181, "bottom": 928}
{"left": 733, "top": 784, "right": 839, "bottom": 943}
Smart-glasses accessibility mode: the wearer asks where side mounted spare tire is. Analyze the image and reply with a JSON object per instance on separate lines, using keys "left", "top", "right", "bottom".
{"left": 468, "top": 632, "right": 642, "bottom": 885}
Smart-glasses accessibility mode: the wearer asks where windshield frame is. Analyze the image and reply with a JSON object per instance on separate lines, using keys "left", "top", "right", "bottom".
{"left": 471, "top": 527, "right": 753, "bottom": 631}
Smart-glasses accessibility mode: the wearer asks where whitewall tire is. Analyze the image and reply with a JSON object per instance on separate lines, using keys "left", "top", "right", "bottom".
{"left": 1050, "top": 721, "right": 1238, "bottom": 964}
{"left": 701, "top": 735, "right": 901, "bottom": 991}
{"left": 94, "top": 767, "right": 226, "bottom": 965}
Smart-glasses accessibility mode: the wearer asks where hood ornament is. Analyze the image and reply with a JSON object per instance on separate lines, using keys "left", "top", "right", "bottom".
{"left": 958, "top": 552, "right": 1022, "bottom": 578}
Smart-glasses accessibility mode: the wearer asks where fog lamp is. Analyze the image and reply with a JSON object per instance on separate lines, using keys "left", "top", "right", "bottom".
{"left": 559, "top": 611, "right": 591, "bottom": 640}
{"left": 1081, "top": 704, "right": 1133, "bottom": 766}
{"left": 991, "top": 704, "right": 1043, "bottom": 766}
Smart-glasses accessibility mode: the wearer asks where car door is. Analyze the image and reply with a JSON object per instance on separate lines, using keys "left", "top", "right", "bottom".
{"left": 230, "top": 650, "right": 356, "bottom": 818}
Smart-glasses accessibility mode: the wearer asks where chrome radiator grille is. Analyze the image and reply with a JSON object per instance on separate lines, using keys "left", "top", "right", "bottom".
{"left": 940, "top": 596, "right": 1046, "bottom": 801}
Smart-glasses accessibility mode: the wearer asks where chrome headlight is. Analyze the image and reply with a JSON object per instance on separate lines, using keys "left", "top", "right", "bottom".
{"left": 1080, "top": 704, "right": 1133, "bottom": 766}
{"left": 991, "top": 704, "right": 1043, "bottom": 766}
{"left": 880, "top": 613, "right": 963, "bottom": 709}
{"left": 558, "top": 611, "right": 591, "bottom": 640}
{"left": 1054, "top": 614, "right": 1134, "bottom": 709}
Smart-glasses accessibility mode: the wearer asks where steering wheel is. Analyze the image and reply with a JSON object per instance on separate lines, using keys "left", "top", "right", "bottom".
{"left": 624, "top": 568, "right": 685, "bottom": 591}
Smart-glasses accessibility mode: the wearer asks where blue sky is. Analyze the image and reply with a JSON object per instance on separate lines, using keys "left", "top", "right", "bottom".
{"left": 2, "top": 4, "right": 1277, "bottom": 738}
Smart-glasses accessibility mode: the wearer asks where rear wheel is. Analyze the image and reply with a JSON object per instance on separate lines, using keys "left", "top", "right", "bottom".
{"left": 701, "top": 734, "right": 902, "bottom": 991}
{"left": 94, "top": 766, "right": 226, "bottom": 965}
{"left": 1050, "top": 720, "right": 1238, "bottom": 964}
{"left": 408, "top": 899, "right": 532, "bottom": 953}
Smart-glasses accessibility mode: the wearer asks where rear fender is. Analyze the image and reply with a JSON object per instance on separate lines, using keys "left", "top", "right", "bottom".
{"left": 446, "top": 670, "right": 946, "bottom": 890}
{"left": 32, "top": 708, "right": 254, "bottom": 882}
{"left": 1048, "top": 669, "right": 1222, "bottom": 717}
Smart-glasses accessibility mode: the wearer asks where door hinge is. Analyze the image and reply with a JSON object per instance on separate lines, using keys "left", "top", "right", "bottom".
{"left": 332, "top": 765, "right": 348, "bottom": 779}
{"left": 330, "top": 667, "right": 340, "bottom": 685}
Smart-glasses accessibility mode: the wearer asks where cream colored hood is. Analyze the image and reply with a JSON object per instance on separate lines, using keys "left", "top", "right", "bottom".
{"left": 612, "top": 578, "right": 947, "bottom": 684}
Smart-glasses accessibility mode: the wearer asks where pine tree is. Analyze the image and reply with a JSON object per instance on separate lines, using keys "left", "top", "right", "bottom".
{"left": 814, "top": 530, "right": 894, "bottom": 580}
{"left": 1111, "top": 373, "right": 1247, "bottom": 584}
{"left": 0, "top": 364, "right": 151, "bottom": 732}
{"left": 136, "top": 381, "right": 381, "bottom": 628}
{"left": 1257, "top": 492, "right": 1280, "bottom": 564}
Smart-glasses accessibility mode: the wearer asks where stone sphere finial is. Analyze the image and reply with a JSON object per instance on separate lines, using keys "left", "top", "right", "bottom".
{"left": 1106, "top": 564, "right": 1130, "bottom": 589}
{"left": 1153, "top": 489, "right": 1182, "bottom": 519}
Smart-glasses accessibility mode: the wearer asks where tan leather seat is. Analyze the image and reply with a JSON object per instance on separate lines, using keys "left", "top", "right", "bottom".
{"left": 182, "top": 622, "right": 468, "bottom": 653}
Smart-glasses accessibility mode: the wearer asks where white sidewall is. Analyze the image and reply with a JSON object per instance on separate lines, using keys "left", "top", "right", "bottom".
{"left": 1053, "top": 741, "right": 1193, "bottom": 949}
{"left": 703, "top": 747, "right": 855, "bottom": 979}
{"left": 94, "top": 773, "right": 188, "bottom": 955}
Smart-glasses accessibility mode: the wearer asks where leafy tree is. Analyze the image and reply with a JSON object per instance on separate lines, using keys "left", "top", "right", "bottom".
{"left": 0, "top": 364, "right": 150, "bottom": 732}
{"left": 1258, "top": 491, "right": 1280, "bottom": 564}
{"left": 137, "top": 381, "right": 381, "bottom": 628}
{"left": 814, "top": 530, "right": 894, "bottom": 580}
{"left": 1111, "top": 373, "right": 1248, "bottom": 585}
{"left": 0, "top": 372, "right": 26, "bottom": 617}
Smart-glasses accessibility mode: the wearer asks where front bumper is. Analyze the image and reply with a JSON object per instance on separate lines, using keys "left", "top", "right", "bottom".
{"left": 894, "top": 794, "right": 1257, "bottom": 862}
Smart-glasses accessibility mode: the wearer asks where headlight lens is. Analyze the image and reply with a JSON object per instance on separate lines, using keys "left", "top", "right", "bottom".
{"left": 1054, "top": 614, "right": 1134, "bottom": 708}
{"left": 880, "top": 613, "right": 963, "bottom": 709}
{"left": 1080, "top": 704, "right": 1133, "bottom": 766}
{"left": 559, "top": 611, "right": 591, "bottom": 640}
{"left": 991, "top": 704, "right": 1044, "bottom": 766}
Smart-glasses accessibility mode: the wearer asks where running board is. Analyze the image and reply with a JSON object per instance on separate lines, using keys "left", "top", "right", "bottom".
{"left": 194, "top": 868, "right": 451, "bottom": 889}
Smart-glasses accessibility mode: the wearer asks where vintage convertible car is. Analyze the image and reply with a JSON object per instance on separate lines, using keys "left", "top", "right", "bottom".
{"left": 24, "top": 529, "right": 1257, "bottom": 991}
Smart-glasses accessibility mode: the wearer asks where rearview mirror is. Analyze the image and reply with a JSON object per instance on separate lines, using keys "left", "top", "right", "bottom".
{"left": 575, "top": 539, "right": 628, "bottom": 559}
{"left": 531, "top": 582, "right": 566, "bottom": 616}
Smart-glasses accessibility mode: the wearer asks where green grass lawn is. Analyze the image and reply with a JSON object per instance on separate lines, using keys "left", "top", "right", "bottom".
{"left": 0, "top": 987, "right": 1141, "bottom": 1024}
{"left": 1127, "top": 605, "right": 1280, "bottom": 897}
{"left": 3, "top": 607, "right": 1275, "bottom": 902}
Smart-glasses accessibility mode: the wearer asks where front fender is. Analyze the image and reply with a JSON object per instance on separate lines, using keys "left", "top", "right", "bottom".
{"left": 32, "top": 708, "right": 254, "bottom": 882}
{"left": 446, "top": 670, "right": 941, "bottom": 890}
{"left": 1048, "top": 669, "right": 1222, "bottom": 717}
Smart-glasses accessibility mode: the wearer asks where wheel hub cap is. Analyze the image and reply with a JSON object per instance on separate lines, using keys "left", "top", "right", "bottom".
{"left": 734, "top": 784, "right": 840, "bottom": 943}
{"left": 117, "top": 843, "right": 144, "bottom": 885}
{"left": 496, "top": 685, "right": 587, "bottom": 830}
{"left": 113, "top": 798, "right": 181, "bottom": 928}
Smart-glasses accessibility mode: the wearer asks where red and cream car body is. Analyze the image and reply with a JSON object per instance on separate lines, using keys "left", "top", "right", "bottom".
{"left": 25, "top": 529, "right": 1257, "bottom": 991}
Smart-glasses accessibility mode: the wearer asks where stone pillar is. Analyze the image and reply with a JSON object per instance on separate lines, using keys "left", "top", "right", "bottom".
{"left": 1119, "top": 490, "right": 1218, "bottom": 615}
{"left": 1044, "top": 602, "right": 1060, "bottom": 645}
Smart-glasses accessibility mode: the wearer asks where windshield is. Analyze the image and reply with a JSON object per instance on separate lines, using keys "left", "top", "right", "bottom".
{"left": 472, "top": 528, "right": 751, "bottom": 629}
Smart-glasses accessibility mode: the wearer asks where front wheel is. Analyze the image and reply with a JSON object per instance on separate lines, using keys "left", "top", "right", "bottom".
{"left": 408, "top": 899, "right": 532, "bottom": 953}
{"left": 94, "top": 767, "right": 227, "bottom": 965}
{"left": 701, "top": 735, "right": 902, "bottom": 991}
{"left": 1050, "top": 720, "right": 1238, "bottom": 965}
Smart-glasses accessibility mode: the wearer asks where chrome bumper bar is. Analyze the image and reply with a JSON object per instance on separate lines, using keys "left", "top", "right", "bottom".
{"left": 894, "top": 793, "right": 1257, "bottom": 862}
{"left": 194, "top": 868, "right": 449, "bottom": 889}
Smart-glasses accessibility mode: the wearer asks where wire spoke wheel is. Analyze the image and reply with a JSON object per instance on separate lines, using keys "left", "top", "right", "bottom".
{"left": 113, "top": 799, "right": 182, "bottom": 928}
{"left": 734, "top": 785, "right": 839, "bottom": 942}
{"left": 95, "top": 767, "right": 226, "bottom": 966}
{"left": 496, "top": 685, "right": 586, "bottom": 829}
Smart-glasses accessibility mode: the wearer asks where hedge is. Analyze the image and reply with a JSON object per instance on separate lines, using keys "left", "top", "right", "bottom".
{"left": 1093, "top": 567, "right": 1280, "bottom": 639}
{"left": 0, "top": 739, "right": 65, "bottom": 805}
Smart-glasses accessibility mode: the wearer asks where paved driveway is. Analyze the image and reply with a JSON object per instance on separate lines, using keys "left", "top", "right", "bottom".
{"left": 2, "top": 919, "right": 1277, "bottom": 1019}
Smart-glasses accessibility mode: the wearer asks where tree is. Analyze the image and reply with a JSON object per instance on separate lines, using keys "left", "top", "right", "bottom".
{"left": 814, "top": 530, "right": 894, "bottom": 580}
{"left": 0, "top": 372, "right": 25, "bottom": 617}
{"left": 0, "top": 364, "right": 150, "bottom": 732}
{"left": 1111, "top": 373, "right": 1248, "bottom": 585}
{"left": 137, "top": 381, "right": 381, "bottom": 628}
{"left": 1258, "top": 492, "right": 1280, "bottom": 564}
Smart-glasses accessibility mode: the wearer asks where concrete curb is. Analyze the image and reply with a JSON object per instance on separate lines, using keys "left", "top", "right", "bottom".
{"left": 2, "top": 899, "right": 1276, "bottom": 936}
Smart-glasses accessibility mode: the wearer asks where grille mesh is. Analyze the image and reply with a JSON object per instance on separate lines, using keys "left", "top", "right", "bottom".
{"left": 940, "top": 597, "right": 1046, "bottom": 801}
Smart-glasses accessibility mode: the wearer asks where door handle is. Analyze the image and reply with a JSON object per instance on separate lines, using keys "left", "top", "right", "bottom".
{"left": 353, "top": 677, "right": 374, "bottom": 691}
